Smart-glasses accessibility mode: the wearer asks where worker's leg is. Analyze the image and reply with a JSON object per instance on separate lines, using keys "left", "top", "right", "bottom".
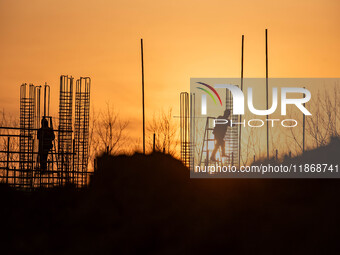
{"left": 210, "top": 141, "right": 219, "bottom": 161}
{"left": 221, "top": 140, "right": 226, "bottom": 156}
{"left": 211, "top": 138, "right": 223, "bottom": 161}
{"left": 40, "top": 153, "right": 47, "bottom": 171}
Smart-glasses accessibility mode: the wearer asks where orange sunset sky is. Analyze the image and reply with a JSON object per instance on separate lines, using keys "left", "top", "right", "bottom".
{"left": 0, "top": 0, "right": 339, "bottom": 144}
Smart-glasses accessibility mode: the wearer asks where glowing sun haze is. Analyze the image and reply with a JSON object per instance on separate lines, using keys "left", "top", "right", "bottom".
{"left": 0, "top": 0, "right": 339, "bottom": 143}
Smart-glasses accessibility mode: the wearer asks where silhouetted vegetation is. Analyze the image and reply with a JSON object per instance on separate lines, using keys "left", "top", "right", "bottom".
{"left": 1, "top": 139, "right": 340, "bottom": 254}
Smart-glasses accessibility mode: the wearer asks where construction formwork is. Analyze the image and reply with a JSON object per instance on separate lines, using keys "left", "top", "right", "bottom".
{"left": 74, "top": 77, "right": 91, "bottom": 186}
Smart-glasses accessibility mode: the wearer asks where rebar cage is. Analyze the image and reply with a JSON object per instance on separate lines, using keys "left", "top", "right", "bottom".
{"left": 0, "top": 75, "right": 92, "bottom": 190}
{"left": 180, "top": 92, "right": 190, "bottom": 168}
{"left": 19, "top": 84, "right": 36, "bottom": 188}
{"left": 225, "top": 87, "right": 239, "bottom": 168}
{"left": 74, "top": 77, "right": 91, "bottom": 186}
{"left": 58, "top": 75, "right": 74, "bottom": 184}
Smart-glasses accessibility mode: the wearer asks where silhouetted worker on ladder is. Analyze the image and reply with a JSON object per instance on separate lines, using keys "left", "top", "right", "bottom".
{"left": 37, "top": 118, "right": 55, "bottom": 171}
{"left": 210, "top": 109, "right": 231, "bottom": 162}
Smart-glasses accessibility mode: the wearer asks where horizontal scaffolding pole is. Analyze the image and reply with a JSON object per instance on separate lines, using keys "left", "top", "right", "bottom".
{"left": 0, "top": 169, "right": 93, "bottom": 174}
{"left": 0, "top": 151, "right": 75, "bottom": 155}
{"left": 0, "top": 126, "right": 73, "bottom": 132}
{"left": 0, "top": 134, "right": 32, "bottom": 137}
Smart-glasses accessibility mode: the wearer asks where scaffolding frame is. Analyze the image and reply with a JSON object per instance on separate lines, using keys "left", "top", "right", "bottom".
{"left": 0, "top": 75, "right": 92, "bottom": 190}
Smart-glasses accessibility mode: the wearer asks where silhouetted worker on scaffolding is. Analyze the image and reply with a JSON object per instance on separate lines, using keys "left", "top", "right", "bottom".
{"left": 37, "top": 118, "right": 55, "bottom": 171}
{"left": 210, "top": 109, "right": 231, "bottom": 162}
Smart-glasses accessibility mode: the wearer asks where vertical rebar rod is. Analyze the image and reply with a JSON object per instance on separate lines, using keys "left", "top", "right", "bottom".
{"left": 265, "top": 29, "right": 269, "bottom": 160}
{"left": 44, "top": 83, "right": 50, "bottom": 117}
{"left": 303, "top": 87, "right": 306, "bottom": 153}
{"left": 141, "top": 38, "right": 145, "bottom": 154}
{"left": 276, "top": 149, "right": 278, "bottom": 161}
{"left": 44, "top": 84, "right": 47, "bottom": 117}
{"left": 6, "top": 136, "right": 10, "bottom": 184}
{"left": 72, "top": 139, "right": 75, "bottom": 183}
{"left": 239, "top": 35, "right": 244, "bottom": 167}
{"left": 335, "top": 87, "right": 337, "bottom": 136}
{"left": 36, "top": 86, "right": 41, "bottom": 129}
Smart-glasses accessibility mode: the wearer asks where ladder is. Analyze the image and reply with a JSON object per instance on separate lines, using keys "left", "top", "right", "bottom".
{"left": 199, "top": 117, "right": 236, "bottom": 171}
{"left": 33, "top": 116, "right": 58, "bottom": 188}
{"left": 199, "top": 117, "right": 223, "bottom": 169}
